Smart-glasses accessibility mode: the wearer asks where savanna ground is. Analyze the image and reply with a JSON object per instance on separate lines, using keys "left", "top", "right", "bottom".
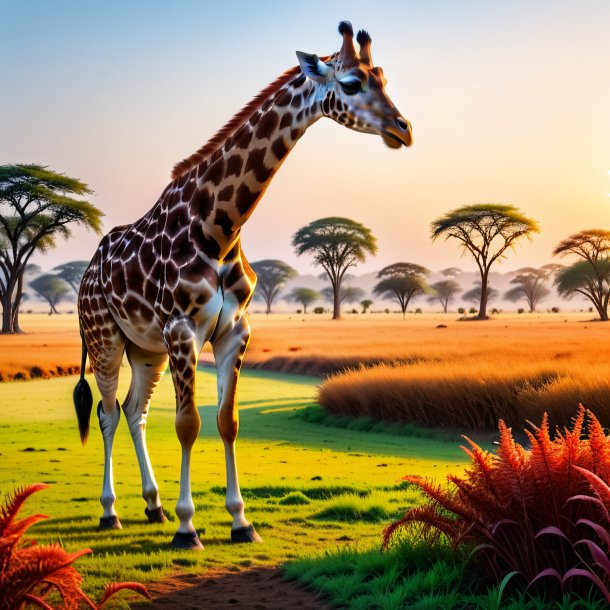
{"left": 2, "top": 312, "right": 609, "bottom": 607}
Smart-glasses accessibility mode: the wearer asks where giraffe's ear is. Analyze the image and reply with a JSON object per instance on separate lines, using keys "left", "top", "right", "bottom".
{"left": 296, "top": 51, "right": 333, "bottom": 83}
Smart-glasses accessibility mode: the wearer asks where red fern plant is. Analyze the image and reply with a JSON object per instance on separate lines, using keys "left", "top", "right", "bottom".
{"left": 384, "top": 406, "right": 610, "bottom": 598}
{"left": 0, "top": 483, "right": 151, "bottom": 610}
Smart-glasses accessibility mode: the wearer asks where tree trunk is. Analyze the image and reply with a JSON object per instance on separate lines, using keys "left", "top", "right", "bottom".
{"left": 1, "top": 292, "right": 14, "bottom": 333}
{"left": 332, "top": 282, "right": 341, "bottom": 320}
{"left": 478, "top": 272, "right": 489, "bottom": 320}
{"left": 12, "top": 273, "right": 25, "bottom": 333}
{"left": 303, "top": 303, "right": 308, "bottom": 314}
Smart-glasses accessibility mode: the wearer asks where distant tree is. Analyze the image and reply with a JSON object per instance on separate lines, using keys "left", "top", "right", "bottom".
{"left": 552, "top": 230, "right": 610, "bottom": 321}
{"left": 555, "top": 260, "right": 610, "bottom": 321}
{"left": 30, "top": 274, "right": 70, "bottom": 315}
{"left": 287, "top": 287, "right": 320, "bottom": 314}
{"left": 292, "top": 217, "right": 377, "bottom": 319}
{"left": 504, "top": 267, "right": 551, "bottom": 312}
{"left": 431, "top": 204, "right": 539, "bottom": 320}
{"left": 440, "top": 267, "right": 462, "bottom": 278}
{"left": 251, "top": 259, "right": 297, "bottom": 314}
{"left": 360, "top": 299, "right": 373, "bottom": 313}
{"left": 463, "top": 284, "right": 499, "bottom": 304}
{"left": 321, "top": 285, "right": 365, "bottom": 306}
{"left": 53, "top": 260, "right": 89, "bottom": 294}
{"left": 373, "top": 263, "right": 429, "bottom": 319}
{"left": 0, "top": 164, "right": 103, "bottom": 333}
{"left": 428, "top": 279, "right": 461, "bottom": 313}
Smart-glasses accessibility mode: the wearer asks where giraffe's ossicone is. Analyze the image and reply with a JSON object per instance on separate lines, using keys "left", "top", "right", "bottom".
{"left": 74, "top": 20, "right": 412, "bottom": 549}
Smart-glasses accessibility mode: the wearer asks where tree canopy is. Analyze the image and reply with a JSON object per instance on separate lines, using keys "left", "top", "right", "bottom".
{"left": 251, "top": 259, "right": 297, "bottom": 314}
{"left": 431, "top": 204, "right": 539, "bottom": 319}
{"left": 321, "top": 285, "right": 365, "bottom": 306}
{"left": 0, "top": 164, "right": 102, "bottom": 333}
{"left": 292, "top": 217, "right": 376, "bottom": 319}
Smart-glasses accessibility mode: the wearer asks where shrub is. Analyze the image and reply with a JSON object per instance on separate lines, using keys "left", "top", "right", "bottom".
{"left": 457, "top": 307, "right": 465, "bottom": 314}
{"left": 518, "top": 308, "right": 525, "bottom": 314}
{"left": 279, "top": 491, "right": 311, "bottom": 505}
{"left": 384, "top": 407, "right": 610, "bottom": 601}
{"left": 552, "top": 306, "right": 560, "bottom": 313}
{"left": 0, "top": 483, "right": 150, "bottom": 609}
{"left": 313, "top": 306, "right": 325, "bottom": 314}
{"left": 468, "top": 307, "right": 477, "bottom": 314}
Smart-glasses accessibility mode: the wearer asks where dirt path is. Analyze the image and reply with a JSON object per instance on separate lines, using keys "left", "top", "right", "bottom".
{"left": 132, "top": 567, "right": 329, "bottom": 610}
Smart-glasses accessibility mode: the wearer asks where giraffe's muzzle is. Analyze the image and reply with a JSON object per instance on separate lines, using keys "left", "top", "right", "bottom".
{"left": 382, "top": 116, "right": 413, "bottom": 148}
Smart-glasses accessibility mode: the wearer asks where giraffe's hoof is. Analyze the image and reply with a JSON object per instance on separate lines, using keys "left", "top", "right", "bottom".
{"left": 171, "top": 531, "right": 204, "bottom": 550}
{"left": 145, "top": 506, "right": 168, "bottom": 524}
{"left": 98, "top": 515, "right": 122, "bottom": 530}
{"left": 231, "top": 524, "right": 263, "bottom": 544}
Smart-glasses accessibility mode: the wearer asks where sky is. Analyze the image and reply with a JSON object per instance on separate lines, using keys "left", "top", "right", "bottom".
{"left": 1, "top": 0, "right": 609, "bottom": 275}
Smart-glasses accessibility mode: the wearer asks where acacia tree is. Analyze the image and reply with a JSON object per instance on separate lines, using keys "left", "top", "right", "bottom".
{"left": 430, "top": 204, "right": 539, "bottom": 320}
{"left": 287, "top": 287, "right": 320, "bottom": 314}
{"left": 360, "top": 299, "right": 373, "bottom": 313}
{"left": 53, "top": 260, "right": 89, "bottom": 294}
{"left": 292, "top": 217, "right": 377, "bottom": 319}
{"left": 30, "top": 274, "right": 70, "bottom": 315}
{"left": 251, "top": 259, "right": 297, "bottom": 314}
{"left": 504, "top": 267, "right": 551, "bottom": 312}
{"left": 373, "top": 262, "right": 429, "bottom": 319}
{"left": 555, "top": 260, "right": 610, "bottom": 321}
{"left": 0, "top": 164, "right": 103, "bottom": 333}
{"left": 552, "top": 230, "right": 610, "bottom": 321}
{"left": 428, "top": 279, "right": 461, "bottom": 313}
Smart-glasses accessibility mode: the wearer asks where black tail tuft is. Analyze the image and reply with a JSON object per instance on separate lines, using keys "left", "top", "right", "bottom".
{"left": 73, "top": 378, "right": 93, "bottom": 445}
{"left": 74, "top": 334, "right": 92, "bottom": 445}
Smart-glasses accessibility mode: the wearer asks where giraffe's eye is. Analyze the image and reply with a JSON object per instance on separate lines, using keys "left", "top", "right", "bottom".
{"left": 338, "top": 75, "right": 362, "bottom": 96}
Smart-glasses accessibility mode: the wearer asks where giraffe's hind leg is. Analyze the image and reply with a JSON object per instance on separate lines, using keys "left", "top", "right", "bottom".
{"left": 79, "top": 274, "right": 126, "bottom": 530}
{"left": 89, "top": 327, "right": 125, "bottom": 530}
{"left": 122, "top": 342, "right": 169, "bottom": 523}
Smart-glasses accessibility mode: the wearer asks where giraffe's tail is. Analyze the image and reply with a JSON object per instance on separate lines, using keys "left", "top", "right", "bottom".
{"left": 73, "top": 335, "right": 93, "bottom": 446}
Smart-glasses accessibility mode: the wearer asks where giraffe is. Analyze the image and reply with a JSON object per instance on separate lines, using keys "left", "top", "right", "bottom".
{"left": 74, "top": 21, "right": 412, "bottom": 550}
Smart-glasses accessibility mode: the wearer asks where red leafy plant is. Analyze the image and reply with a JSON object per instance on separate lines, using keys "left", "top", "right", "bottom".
{"left": 384, "top": 406, "right": 610, "bottom": 601}
{"left": 0, "top": 483, "right": 151, "bottom": 610}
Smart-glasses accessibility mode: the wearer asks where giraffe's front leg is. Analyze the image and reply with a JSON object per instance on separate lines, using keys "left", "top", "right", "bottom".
{"left": 164, "top": 316, "right": 204, "bottom": 550}
{"left": 212, "top": 316, "right": 262, "bottom": 543}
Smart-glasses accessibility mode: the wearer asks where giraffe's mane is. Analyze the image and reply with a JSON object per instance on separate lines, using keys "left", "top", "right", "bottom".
{"left": 171, "top": 65, "right": 304, "bottom": 180}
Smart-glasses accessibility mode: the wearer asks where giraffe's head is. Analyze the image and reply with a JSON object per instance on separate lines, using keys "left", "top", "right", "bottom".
{"left": 296, "top": 21, "right": 412, "bottom": 149}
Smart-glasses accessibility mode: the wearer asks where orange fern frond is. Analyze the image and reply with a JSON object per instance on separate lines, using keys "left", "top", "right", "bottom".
{"left": 97, "top": 582, "right": 152, "bottom": 606}
{"left": 0, "top": 484, "right": 49, "bottom": 538}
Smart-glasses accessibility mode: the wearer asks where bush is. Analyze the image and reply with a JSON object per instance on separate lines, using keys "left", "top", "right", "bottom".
{"left": 279, "top": 491, "right": 311, "bottom": 505}
{"left": 415, "top": 308, "right": 422, "bottom": 314}
{"left": 384, "top": 407, "right": 610, "bottom": 602}
{"left": 552, "top": 306, "right": 560, "bottom": 313}
{"left": 313, "top": 307, "right": 325, "bottom": 314}
{"left": 468, "top": 307, "right": 477, "bottom": 314}
{"left": 457, "top": 307, "right": 465, "bottom": 314}
{"left": 0, "top": 483, "right": 150, "bottom": 608}
{"left": 518, "top": 308, "right": 525, "bottom": 314}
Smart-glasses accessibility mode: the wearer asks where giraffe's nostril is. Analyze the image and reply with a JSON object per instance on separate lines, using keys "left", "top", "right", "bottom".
{"left": 395, "top": 117, "right": 409, "bottom": 131}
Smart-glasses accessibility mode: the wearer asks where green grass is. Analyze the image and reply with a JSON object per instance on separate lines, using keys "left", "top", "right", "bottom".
{"left": 297, "top": 404, "right": 476, "bottom": 443}
{"left": 0, "top": 366, "right": 472, "bottom": 606}
{"left": 284, "top": 541, "right": 609, "bottom": 610}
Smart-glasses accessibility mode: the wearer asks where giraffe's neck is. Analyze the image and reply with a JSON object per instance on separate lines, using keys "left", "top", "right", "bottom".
{"left": 175, "top": 73, "right": 324, "bottom": 261}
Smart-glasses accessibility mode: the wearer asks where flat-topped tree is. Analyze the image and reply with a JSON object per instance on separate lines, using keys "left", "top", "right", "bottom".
{"left": 373, "top": 262, "right": 429, "bottom": 319}
{"left": 431, "top": 204, "right": 539, "bottom": 319}
{"left": 292, "top": 217, "right": 377, "bottom": 319}
{"left": 53, "top": 260, "right": 89, "bottom": 294}
{"left": 30, "top": 274, "right": 70, "bottom": 315}
{"left": 504, "top": 267, "right": 551, "bottom": 312}
{"left": 555, "top": 260, "right": 610, "bottom": 321}
{"left": 428, "top": 279, "right": 461, "bottom": 313}
{"left": 0, "top": 164, "right": 102, "bottom": 333}
{"left": 250, "top": 259, "right": 297, "bottom": 314}
{"left": 287, "top": 287, "right": 320, "bottom": 314}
